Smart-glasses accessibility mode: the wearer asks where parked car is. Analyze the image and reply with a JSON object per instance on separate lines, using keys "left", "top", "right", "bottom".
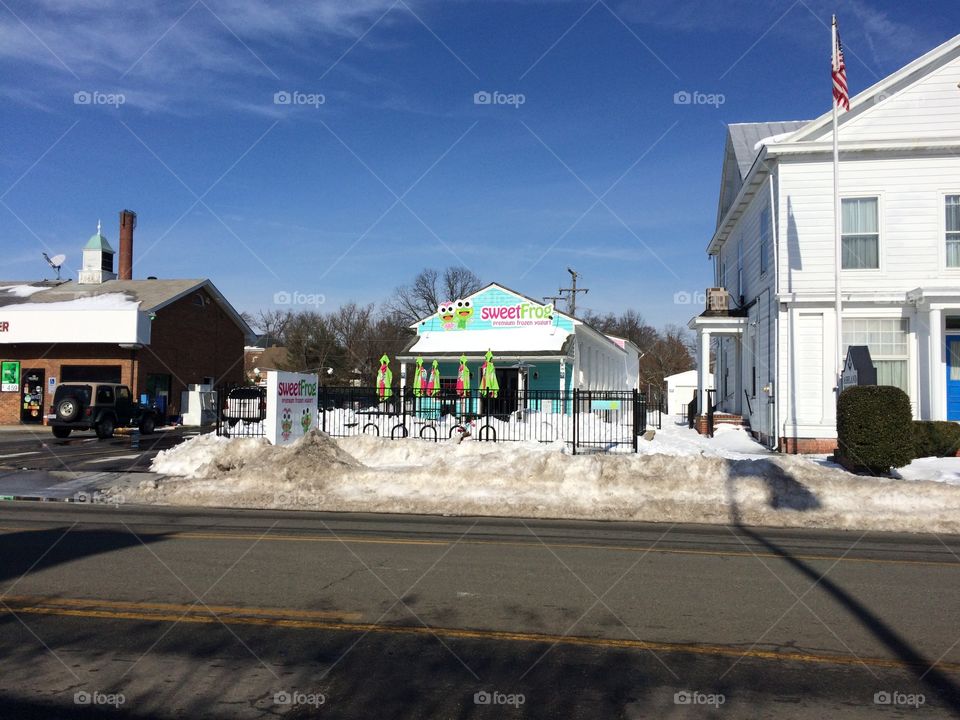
{"left": 222, "top": 385, "right": 267, "bottom": 426}
{"left": 47, "top": 382, "right": 160, "bottom": 439}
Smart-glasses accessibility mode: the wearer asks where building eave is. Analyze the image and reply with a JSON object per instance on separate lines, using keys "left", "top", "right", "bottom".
{"left": 707, "top": 147, "right": 771, "bottom": 256}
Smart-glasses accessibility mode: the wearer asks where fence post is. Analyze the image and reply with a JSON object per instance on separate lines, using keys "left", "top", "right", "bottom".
{"left": 633, "top": 389, "right": 640, "bottom": 452}
{"left": 572, "top": 389, "right": 578, "bottom": 455}
{"left": 320, "top": 386, "right": 327, "bottom": 434}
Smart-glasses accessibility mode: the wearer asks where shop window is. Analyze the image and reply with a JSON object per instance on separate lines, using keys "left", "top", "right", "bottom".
{"left": 62, "top": 365, "right": 122, "bottom": 383}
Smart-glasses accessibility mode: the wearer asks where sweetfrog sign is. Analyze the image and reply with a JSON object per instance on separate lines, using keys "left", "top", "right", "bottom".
{"left": 424, "top": 285, "right": 571, "bottom": 333}
{"left": 265, "top": 371, "right": 318, "bottom": 446}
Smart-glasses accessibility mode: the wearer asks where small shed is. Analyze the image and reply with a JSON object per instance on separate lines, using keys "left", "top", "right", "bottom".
{"left": 665, "top": 369, "right": 713, "bottom": 418}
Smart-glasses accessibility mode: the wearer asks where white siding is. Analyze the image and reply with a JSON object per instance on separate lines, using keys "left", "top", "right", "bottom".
{"left": 795, "top": 313, "right": 824, "bottom": 424}
{"left": 778, "top": 155, "right": 960, "bottom": 295}
{"left": 839, "top": 50, "right": 960, "bottom": 141}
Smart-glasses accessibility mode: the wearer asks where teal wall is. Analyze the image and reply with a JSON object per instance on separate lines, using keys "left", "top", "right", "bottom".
{"left": 416, "top": 285, "right": 574, "bottom": 335}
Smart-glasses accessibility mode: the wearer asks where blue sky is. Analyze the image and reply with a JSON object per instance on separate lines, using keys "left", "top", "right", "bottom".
{"left": 1, "top": 0, "right": 956, "bottom": 327}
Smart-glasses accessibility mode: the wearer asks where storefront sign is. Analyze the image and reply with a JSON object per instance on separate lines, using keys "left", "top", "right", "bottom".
{"left": 0, "top": 321, "right": 9, "bottom": 332}
{"left": 1, "top": 361, "right": 20, "bottom": 392}
{"left": 480, "top": 302, "right": 554, "bottom": 328}
{"left": 265, "top": 371, "right": 318, "bottom": 446}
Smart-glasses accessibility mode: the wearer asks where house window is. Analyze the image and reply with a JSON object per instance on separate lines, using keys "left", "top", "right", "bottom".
{"left": 841, "top": 197, "right": 879, "bottom": 269}
{"left": 842, "top": 318, "right": 909, "bottom": 392}
{"left": 946, "top": 195, "right": 960, "bottom": 268}
{"left": 760, "top": 208, "right": 771, "bottom": 275}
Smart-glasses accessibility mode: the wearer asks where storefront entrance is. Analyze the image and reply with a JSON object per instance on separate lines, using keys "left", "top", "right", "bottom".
{"left": 947, "top": 337, "right": 960, "bottom": 421}
{"left": 20, "top": 368, "right": 45, "bottom": 424}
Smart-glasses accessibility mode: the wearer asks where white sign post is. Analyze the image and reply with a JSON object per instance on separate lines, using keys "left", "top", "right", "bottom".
{"left": 265, "top": 371, "right": 319, "bottom": 446}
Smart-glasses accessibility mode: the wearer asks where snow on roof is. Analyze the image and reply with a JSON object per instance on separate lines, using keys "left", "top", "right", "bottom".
{"left": 753, "top": 130, "right": 800, "bottom": 152}
{"left": 404, "top": 326, "right": 571, "bottom": 356}
{"left": 0, "top": 284, "right": 48, "bottom": 297}
{"left": 2, "top": 292, "right": 140, "bottom": 311}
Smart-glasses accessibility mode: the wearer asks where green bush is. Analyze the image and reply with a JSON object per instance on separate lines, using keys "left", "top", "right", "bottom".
{"left": 837, "top": 385, "right": 914, "bottom": 473}
{"left": 912, "top": 421, "right": 960, "bottom": 458}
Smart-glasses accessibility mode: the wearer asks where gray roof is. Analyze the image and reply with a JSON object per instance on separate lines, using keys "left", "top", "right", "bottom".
{"left": 0, "top": 278, "right": 254, "bottom": 338}
{"left": 717, "top": 121, "right": 810, "bottom": 229}
{"left": 727, "top": 121, "right": 809, "bottom": 179}
{"left": 0, "top": 279, "right": 206, "bottom": 310}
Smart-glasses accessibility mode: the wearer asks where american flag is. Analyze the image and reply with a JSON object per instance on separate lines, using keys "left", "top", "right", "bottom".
{"left": 832, "top": 21, "right": 850, "bottom": 111}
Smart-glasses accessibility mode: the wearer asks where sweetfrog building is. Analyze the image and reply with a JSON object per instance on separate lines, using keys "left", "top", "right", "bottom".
{"left": 397, "top": 283, "right": 640, "bottom": 410}
{"left": 0, "top": 211, "right": 252, "bottom": 425}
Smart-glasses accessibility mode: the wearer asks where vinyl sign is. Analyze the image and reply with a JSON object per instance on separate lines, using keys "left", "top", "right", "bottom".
{"left": 480, "top": 302, "right": 554, "bottom": 328}
{"left": 265, "top": 371, "right": 319, "bottom": 446}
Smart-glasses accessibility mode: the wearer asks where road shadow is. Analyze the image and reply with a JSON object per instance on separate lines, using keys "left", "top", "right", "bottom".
{"left": 0, "top": 527, "right": 167, "bottom": 586}
{"left": 724, "top": 460, "right": 960, "bottom": 715}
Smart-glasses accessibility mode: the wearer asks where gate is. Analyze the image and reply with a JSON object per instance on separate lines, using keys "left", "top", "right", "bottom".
{"left": 571, "top": 389, "right": 643, "bottom": 455}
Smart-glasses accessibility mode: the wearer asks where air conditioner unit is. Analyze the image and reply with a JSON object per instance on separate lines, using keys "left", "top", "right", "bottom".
{"left": 706, "top": 287, "right": 728, "bottom": 312}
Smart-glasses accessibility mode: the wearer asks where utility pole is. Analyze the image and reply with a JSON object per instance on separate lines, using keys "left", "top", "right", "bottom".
{"left": 559, "top": 267, "right": 589, "bottom": 317}
{"left": 543, "top": 293, "right": 565, "bottom": 311}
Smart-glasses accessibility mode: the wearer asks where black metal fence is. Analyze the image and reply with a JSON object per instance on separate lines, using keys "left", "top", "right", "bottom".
{"left": 319, "top": 386, "right": 642, "bottom": 453}
{"left": 215, "top": 384, "right": 267, "bottom": 438}
{"left": 213, "top": 384, "right": 645, "bottom": 452}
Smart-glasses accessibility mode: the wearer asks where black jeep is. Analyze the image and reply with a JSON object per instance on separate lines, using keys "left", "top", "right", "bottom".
{"left": 47, "top": 382, "right": 161, "bottom": 439}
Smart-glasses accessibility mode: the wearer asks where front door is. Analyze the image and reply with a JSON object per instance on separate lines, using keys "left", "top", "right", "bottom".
{"left": 20, "top": 368, "right": 45, "bottom": 424}
{"left": 947, "top": 337, "right": 960, "bottom": 421}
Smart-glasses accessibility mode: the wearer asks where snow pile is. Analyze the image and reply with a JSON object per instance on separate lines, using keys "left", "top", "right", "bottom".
{"left": 129, "top": 426, "right": 960, "bottom": 534}
{"left": 894, "top": 457, "right": 960, "bottom": 486}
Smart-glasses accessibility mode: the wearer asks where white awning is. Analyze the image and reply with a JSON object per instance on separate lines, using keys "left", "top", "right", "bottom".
{"left": 403, "top": 327, "right": 571, "bottom": 356}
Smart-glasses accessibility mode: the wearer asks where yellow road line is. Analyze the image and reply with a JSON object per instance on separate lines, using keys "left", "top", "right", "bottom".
{"left": 0, "top": 524, "right": 957, "bottom": 568}
{"left": 3, "top": 597, "right": 958, "bottom": 674}
{"left": 1, "top": 595, "right": 361, "bottom": 621}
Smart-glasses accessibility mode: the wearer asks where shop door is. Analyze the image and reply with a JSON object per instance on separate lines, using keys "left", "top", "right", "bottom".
{"left": 20, "top": 369, "right": 45, "bottom": 423}
{"left": 947, "top": 338, "right": 960, "bottom": 421}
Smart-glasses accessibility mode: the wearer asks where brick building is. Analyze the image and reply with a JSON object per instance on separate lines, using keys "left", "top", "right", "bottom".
{"left": 0, "top": 211, "right": 252, "bottom": 425}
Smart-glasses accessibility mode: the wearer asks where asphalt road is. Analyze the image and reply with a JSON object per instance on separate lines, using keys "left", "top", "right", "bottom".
{"left": 0, "top": 503, "right": 958, "bottom": 718}
{"left": 0, "top": 427, "right": 200, "bottom": 474}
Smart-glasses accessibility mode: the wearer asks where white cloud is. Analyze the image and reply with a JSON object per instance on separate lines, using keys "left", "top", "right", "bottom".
{"left": 0, "top": 0, "right": 410, "bottom": 114}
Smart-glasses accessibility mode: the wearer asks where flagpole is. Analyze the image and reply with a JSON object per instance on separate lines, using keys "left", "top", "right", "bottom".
{"left": 832, "top": 15, "right": 843, "bottom": 389}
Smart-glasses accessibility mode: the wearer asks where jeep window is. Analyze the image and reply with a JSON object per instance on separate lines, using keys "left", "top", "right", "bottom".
{"left": 117, "top": 387, "right": 131, "bottom": 402}
{"left": 96, "top": 386, "right": 115, "bottom": 404}
{"left": 54, "top": 385, "right": 91, "bottom": 405}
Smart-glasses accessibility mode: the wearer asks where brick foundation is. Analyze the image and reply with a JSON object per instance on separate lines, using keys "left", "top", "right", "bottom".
{"left": 778, "top": 437, "right": 838, "bottom": 455}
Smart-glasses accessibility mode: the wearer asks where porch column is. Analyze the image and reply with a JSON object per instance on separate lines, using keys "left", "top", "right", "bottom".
{"left": 399, "top": 362, "right": 407, "bottom": 392}
{"left": 697, "top": 329, "right": 711, "bottom": 414}
{"left": 929, "top": 309, "right": 944, "bottom": 420}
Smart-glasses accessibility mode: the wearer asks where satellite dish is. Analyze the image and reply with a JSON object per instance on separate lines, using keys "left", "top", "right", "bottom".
{"left": 42, "top": 252, "right": 67, "bottom": 280}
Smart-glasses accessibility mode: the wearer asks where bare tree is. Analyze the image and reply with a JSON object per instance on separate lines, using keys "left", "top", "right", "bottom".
{"left": 391, "top": 266, "right": 483, "bottom": 324}
{"left": 280, "top": 311, "right": 341, "bottom": 375}
{"left": 249, "top": 309, "right": 291, "bottom": 347}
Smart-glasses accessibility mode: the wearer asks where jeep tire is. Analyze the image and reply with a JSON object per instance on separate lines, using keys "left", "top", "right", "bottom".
{"left": 95, "top": 415, "right": 115, "bottom": 439}
{"left": 56, "top": 397, "right": 81, "bottom": 422}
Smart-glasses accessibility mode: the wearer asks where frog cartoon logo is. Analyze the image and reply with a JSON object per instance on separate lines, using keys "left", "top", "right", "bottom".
{"left": 437, "top": 302, "right": 456, "bottom": 331}
{"left": 453, "top": 299, "right": 474, "bottom": 329}
{"left": 300, "top": 408, "right": 313, "bottom": 434}
{"left": 280, "top": 408, "right": 293, "bottom": 441}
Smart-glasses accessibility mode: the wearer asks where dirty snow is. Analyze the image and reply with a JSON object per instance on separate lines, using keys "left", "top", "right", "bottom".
{"left": 117, "top": 423, "right": 960, "bottom": 534}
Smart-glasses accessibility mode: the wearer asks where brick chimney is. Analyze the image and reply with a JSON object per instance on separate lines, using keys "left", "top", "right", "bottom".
{"left": 118, "top": 209, "right": 136, "bottom": 280}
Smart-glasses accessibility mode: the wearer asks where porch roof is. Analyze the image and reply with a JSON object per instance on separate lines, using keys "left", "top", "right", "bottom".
{"left": 688, "top": 313, "right": 748, "bottom": 335}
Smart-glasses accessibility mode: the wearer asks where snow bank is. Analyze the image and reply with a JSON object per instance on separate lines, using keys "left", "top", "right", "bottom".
{"left": 129, "top": 427, "right": 960, "bottom": 534}
{"left": 894, "top": 457, "right": 960, "bottom": 486}
{"left": 3, "top": 292, "right": 139, "bottom": 311}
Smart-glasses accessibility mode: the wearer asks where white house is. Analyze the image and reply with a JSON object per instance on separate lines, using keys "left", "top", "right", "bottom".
{"left": 690, "top": 34, "right": 960, "bottom": 453}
